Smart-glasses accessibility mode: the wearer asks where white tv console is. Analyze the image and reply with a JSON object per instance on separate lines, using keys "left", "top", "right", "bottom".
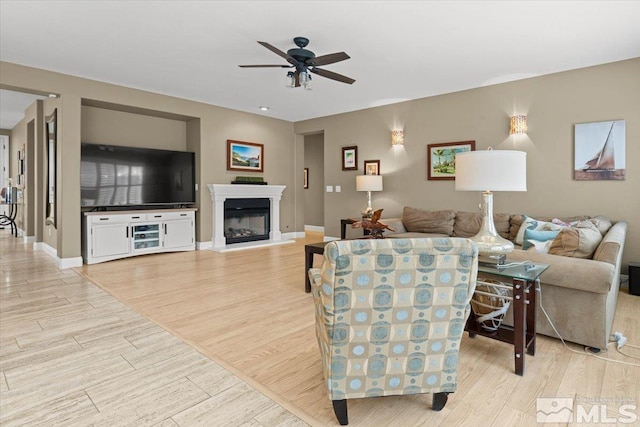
{"left": 82, "top": 208, "right": 196, "bottom": 264}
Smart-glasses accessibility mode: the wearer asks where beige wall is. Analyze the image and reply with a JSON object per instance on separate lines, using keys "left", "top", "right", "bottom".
{"left": 304, "top": 133, "right": 324, "bottom": 227}
{"left": 1, "top": 61, "right": 296, "bottom": 261}
{"left": 81, "top": 106, "right": 187, "bottom": 150}
{"left": 295, "top": 58, "right": 640, "bottom": 272}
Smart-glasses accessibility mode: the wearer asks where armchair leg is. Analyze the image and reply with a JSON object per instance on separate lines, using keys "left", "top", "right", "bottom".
{"left": 332, "top": 399, "right": 348, "bottom": 425}
{"left": 432, "top": 392, "right": 449, "bottom": 411}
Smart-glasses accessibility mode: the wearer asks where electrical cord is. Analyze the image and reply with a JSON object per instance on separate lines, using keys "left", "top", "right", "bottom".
{"left": 536, "top": 280, "right": 640, "bottom": 367}
{"left": 496, "top": 260, "right": 534, "bottom": 269}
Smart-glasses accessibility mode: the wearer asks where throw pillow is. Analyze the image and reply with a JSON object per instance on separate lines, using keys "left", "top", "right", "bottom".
{"left": 548, "top": 220, "right": 602, "bottom": 259}
{"left": 402, "top": 207, "right": 455, "bottom": 236}
{"left": 527, "top": 239, "right": 554, "bottom": 254}
{"left": 514, "top": 216, "right": 563, "bottom": 246}
{"left": 522, "top": 229, "right": 561, "bottom": 251}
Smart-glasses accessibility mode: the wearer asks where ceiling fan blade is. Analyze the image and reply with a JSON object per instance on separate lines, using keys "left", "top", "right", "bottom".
{"left": 239, "top": 64, "right": 293, "bottom": 68}
{"left": 258, "top": 41, "right": 297, "bottom": 65}
{"left": 308, "top": 52, "right": 350, "bottom": 67}
{"left": 310, "top": 68, "right": 356, "bottom": 84}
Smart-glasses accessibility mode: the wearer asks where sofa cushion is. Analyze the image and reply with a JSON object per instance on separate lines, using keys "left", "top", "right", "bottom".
{"left": 402, "top": 207, "right": 455, "bottom": 236}
{"left": 453, "top": 211, "right": 511, "bottom": 239}
{"left": 589, "top": 215, "right": 613, "bottom": 236}
{"left": 548, "top": 220, "right": 602, "bottom": 259}
{"left": 506, "top": 249, "right": 614, "bottom": 294}
{"left": 522, "top": 229, "right": 561, "bottom": 251}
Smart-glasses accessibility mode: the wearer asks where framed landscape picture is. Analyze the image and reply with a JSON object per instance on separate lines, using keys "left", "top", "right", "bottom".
{"left": 342, "top": 146, "right": 358, "bottom": 171}
{"left": 364, "top": 160, "right": 380, "bottom": 175}
{"left": 427, "top": 140, "right": 475, "bottom": 180}
{"left": 227, "top": 140, "right": 264, "bottom": 172}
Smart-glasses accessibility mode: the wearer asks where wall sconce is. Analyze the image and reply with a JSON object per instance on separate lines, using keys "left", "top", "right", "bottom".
{"left": 509, "top": 115, "right": 528, "bottom": 135}
{"left": 391, "top": 130, "right": 404, "bottom": 146}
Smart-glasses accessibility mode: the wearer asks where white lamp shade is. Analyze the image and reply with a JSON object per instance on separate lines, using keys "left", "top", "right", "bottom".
{"left": 455, "top": 150, "right": 527, "bottom": 192}
{"left": 356, "top": 175, "right": 383, "bottom": 192}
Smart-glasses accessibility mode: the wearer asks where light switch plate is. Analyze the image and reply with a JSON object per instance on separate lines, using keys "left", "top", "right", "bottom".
{"left": 326, "top": 186, "right": 333, "bottom": 192}
{"left": 335, "top": 186, "right": 341, "bottom": 192}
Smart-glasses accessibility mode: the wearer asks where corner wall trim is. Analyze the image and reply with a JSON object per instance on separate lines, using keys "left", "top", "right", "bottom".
{"left": 59, "top": 257, "right": 83, "bottom": 269}
{"left": 197, "top": 241, "right": 212, "bottom": 250}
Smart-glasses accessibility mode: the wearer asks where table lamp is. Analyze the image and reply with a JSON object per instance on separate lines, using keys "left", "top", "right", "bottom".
{"left": 356, "top": 175, "right": 383, "bottom": 218}
{"left": 455, "top": 149, "right": 526, "bottom": 256}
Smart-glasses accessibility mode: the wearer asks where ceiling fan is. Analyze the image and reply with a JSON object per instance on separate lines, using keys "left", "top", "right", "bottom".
{"left": 239, "top": 37, "right": 355, "bottom": 88}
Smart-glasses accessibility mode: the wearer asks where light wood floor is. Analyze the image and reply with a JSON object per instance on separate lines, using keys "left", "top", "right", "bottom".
{"left": 0, "top": 231, "right": 307, "bottom": 426}
{"left": 2, "top": 230, "right": 639, "bottom": 426}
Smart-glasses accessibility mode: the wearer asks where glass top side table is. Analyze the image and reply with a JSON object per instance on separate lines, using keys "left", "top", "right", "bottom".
{"left": 469, "top": 261, "right": 550, "bottom": 376}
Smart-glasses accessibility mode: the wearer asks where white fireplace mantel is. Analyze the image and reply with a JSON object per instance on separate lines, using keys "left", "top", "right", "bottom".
{"left": 208, "top": 184, "right": 288, "bottom": 251}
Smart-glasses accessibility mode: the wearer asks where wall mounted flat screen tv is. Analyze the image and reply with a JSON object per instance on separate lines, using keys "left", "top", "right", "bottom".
{"left": 81, "top": 143, "right": 196, "bottom": 208}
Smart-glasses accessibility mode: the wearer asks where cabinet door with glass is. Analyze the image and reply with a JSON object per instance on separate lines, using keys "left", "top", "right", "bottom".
{"left": 131, "top": 222, "right": 162, "bottom": 253}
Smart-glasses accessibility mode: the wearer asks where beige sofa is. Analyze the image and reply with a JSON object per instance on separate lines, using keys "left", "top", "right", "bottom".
{"left": 381, "top": 207, "right": 627, "bottom": 350}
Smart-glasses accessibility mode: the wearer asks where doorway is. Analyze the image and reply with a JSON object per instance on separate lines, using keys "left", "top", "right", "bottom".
{"left": 303, "top": 133, "right": 324, "bottom": 231}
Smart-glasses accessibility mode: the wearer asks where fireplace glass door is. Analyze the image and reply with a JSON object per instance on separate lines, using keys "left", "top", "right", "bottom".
{"left": 224, "top": 198, "right": 270, "bottom": 244}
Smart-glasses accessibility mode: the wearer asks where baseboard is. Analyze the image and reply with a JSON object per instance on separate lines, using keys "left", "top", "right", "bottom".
{"left": 38, "top": 243, "right": 80, "bottom": 269}
{"left": 304, "top": 225, "right": 324, "bottom": 232}
{"left": 59, "top": 257, "right": 83, "bottom": 269}
{"left": 33, "top": 241, "right": 43, "bottom": 251}
{"left": 22, "top": 235, "right": 35, "bottom": 244}
{"left": 196, "top": 241, "right": 212, "bottom": 250}
{"left": 41, "top": 242, "right": 57, "bottom": 258}
{"left": 282, "top": 231, "right": 304, "bottom": 240}
{"left": 324, "top": 236, "right": 340, "bottom": 242}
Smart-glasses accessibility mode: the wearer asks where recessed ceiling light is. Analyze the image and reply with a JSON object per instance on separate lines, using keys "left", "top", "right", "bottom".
{"left": 259, "top": 106, "right": 269, "bottom": 111}
{"left": 48, "top": 94, "right": 58, "bottom": 98}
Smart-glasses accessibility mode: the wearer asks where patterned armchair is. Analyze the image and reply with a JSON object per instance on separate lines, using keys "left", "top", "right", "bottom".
{"left": 308, "top": 238, "right": 478, "bottom": 425}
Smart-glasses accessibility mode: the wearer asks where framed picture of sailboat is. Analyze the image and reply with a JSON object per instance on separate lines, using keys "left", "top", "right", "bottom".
{"left": 574, "top": 120, "right": 625, "bottom": 181}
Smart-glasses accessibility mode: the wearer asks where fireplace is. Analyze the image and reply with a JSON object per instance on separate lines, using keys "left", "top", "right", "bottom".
{"left": 208, "top": 184, "right": 288, "bottom": 251}
{"left": 224, "top": 198, "right": 270, "bottom": 244}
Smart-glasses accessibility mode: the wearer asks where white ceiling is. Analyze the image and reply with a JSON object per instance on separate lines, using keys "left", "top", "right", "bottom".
{"left": 1, "top": 1, "right": 639, "bottom": 127}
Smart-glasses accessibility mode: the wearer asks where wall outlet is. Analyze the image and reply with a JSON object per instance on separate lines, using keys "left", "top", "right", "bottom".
{"left": 335, "top": 185, "right": 341, "bottom": 192}
{"left": 195, "top": 183, "right": 198, "bottom": 191}
{"left": 326, "top": 186, "right": 333, "bottom": 192}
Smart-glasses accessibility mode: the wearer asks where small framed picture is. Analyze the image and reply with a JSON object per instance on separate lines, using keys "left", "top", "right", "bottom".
{"left": 342, "top": 146, "right": 358, "bottom": 171}
{"left": 227, "top": 140, "right": 264, "bottom": 172}
{"left": 427, "top": 140, "right": 475, "bottom": 180}
{"left": 303, "top": 168, "right": 309, "bottom": 189}
{"left": 364, "top": 160, "right": 380, "bottom": 175}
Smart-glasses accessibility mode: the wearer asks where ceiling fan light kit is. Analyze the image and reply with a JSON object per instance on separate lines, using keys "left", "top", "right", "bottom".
{"left": 240, "top": 37, "right": 355, "bottom": 89}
